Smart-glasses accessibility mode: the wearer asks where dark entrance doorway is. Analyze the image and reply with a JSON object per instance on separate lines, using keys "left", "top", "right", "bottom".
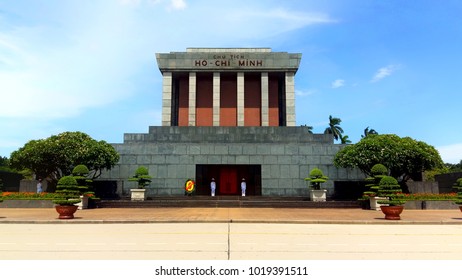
{"left": 196, "top": 165, "right": 261, "bottom": 196}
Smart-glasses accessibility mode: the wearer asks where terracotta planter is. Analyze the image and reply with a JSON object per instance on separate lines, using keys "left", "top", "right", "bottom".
{"left": 380, "top": 205, "right": 404, "bottom": 220}
{"left": 55, "top": 205, "right": 78, "bottom": 219}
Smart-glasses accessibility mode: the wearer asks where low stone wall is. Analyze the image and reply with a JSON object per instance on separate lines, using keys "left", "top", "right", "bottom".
{"left": 404, "top": 200, "right": 459, "bottom": 210}
{"left": 0, "top": 200, "right": 54, "bottom": 208}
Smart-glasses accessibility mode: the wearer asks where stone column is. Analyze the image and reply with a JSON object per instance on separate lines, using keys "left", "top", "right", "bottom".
{"left": 237, "top": 72, "right": 245, "bottom": 126}
{"left": 162, "top": 72, "right": 172, "bottom": 126}
{"left": 188, "top": 72, "right": 196, "bottom": 126}
{"left": 285, "top": 72, "right": 296, "bottom": 126}
{"left": 213, "top": 72, "right": 220, "bottom": 126}
{"left": 261, "top": 72, "right": 269, "bottom": 126}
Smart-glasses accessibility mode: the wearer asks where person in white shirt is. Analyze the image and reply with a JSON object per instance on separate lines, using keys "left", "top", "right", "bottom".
{"left": 37, "top": 179, "right": 43, "bottom": 194}
{"left": 210, "top": 178, "right": 216, "bottom": 196}
{"left": 241, "top": 178, "right": 246, "bottom": 196}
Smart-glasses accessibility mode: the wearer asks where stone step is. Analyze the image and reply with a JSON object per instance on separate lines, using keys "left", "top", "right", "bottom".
{"left": 98, "top": 196, "right": 360, "bottom": 208}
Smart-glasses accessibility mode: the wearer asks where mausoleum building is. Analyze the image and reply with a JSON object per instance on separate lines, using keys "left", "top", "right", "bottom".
{"left": 99, "top": 48, "right": 362, "bottom": 198}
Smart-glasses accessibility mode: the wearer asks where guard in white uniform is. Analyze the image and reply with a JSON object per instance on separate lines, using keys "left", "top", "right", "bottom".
{"left": 210, "top": 178, "right": 216, "bottom": 196}
{"left": 241, "top": 178, "right": 246, "bottom": 196}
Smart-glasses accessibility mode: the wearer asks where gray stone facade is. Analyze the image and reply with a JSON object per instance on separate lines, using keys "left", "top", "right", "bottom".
{"left": 156, "top": 48, "right": 302, "bottom": 73}
{"left": 99, "top": 126, "right": 363, "bottom": 197}
{"left": 98, "top": 48, "right": 365, "bottom": 198}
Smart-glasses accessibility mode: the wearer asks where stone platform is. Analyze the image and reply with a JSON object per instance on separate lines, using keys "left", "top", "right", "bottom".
{"left": 98, "top": 196, "right": 361, "bottom": 208}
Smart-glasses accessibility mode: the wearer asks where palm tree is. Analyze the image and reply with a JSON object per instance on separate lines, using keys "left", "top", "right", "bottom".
{"left": 340, "top": 135, "right": 352, "bottom": 144}
{"left": 324, "top": 115, "right": 344, "bottom": 141}
{"left": 362, "top": 126, "right": 378, "bottom": 138}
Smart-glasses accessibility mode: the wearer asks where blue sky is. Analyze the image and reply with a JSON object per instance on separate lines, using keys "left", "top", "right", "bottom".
{"left": 1, "top": 0, "right": 461, "bottom": 164}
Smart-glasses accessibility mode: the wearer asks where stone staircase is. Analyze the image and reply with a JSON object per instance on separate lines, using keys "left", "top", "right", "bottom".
{"left": 98, "top": 196, "right": 361, "bottom": 208}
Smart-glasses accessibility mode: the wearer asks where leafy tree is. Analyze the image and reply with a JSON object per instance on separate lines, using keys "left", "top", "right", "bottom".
{"left": 445, "top": 160, "right": 462, "bottom": 172}
{"left": 0, "top": 156, "right": 14, "bottom": 172}
{"left": 333, "top": 134, "right": 444, "bottom": 183}
{"left": 425, "top": 160, "right": 462, "bottom": 181}
{"left": 361, "top": 126, "right": 378, "bottom": 138}
{"left": 9, "top": 132, "right": 119, "bottom": 187}
{"left": 0, "top": 156, "right": 8, "bottom": 166}
{"left": 340, "top": 135, "right": 352, "bottom": 144}
{"left": 324, "top": 115, "right": 344, "bottom": 141}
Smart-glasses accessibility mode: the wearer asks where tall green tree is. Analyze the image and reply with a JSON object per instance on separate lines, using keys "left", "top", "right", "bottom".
{"left": 0, "top": 156, "right": 8, "bottom": 166}
{"left": 324, "top": 115, "right": 344, "bottom": 141}
{"left": 340, "top": 135, "right": 352, "bottom": 144}
{"left": 362, "top": 126, "right": 378, "bottom": 138}
{"left": 9, "top": 132, "right": 120, "bottom": 186}
{"left": 333, "top": 134, "right": 443, "bottom": 182}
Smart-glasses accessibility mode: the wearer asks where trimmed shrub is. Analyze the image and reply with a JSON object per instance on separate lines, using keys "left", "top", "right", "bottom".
{"left": 304, "top": 168, "right": 328, "bottom": 190}
{"left": 72, "top": 164, "right": 93, "bottom": 195}
{"left": 371, "top": 164, "right": 388, "bottom": 176}
{"left": 53, "top": 176, "right": 81, "bottom": 205}
{"left": 129, "top": 166, "right": 152, "bottom": 189}
{"left": 377, "top": 176, "right": 405, "bottom": 206}
{"left": 364, "top": 164, "right": 389, "bottom": 198}
{"left": 72, "top": 164, "right": 89, "bottom": 176}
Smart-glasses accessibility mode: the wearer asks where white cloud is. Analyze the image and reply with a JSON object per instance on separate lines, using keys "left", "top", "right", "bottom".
{"left": 256, "top": 9, "right": 335, "bottom": 25}
{"left": 119, "top": 0, "right": 142, "bottom": 6}
{"left": 223, "top": 8, "right": 336, "bottom": 38}
{"left": 170, "top": 0, "right": 186, "bottom": 10}
{"left": 331, "top": 79, "right": 345, "bottom": 88}
{"left": 0, "top": 1, "right": 337, "bottom": 156}
{"left": 118, "top": 0, "right": 185, "bottom": 10}
{"left": 371, "top": 64, "right": 400, "bottom": 83}
{"left": 437, "top": 143, "right": 462, "bottom": 164}
{"left": 296, "top": 89, "right": 317, "bottom": 97}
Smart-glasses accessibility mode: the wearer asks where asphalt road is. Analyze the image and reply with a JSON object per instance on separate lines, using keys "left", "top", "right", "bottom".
{"left": 1, "top": 223, "right": 462, "bottom": 260}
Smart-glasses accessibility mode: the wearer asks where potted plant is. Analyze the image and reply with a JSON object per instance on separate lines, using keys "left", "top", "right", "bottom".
{"left": 453, "top": 178, "right": 462, "bottom": 212}
{"left": 305, "top": 168, "right": 328, "bottom": 202}
{"left": 364, "top": 164, "right": 388, "bottom": 210}
{"left": 72, "top": 164, "right": 93, "bottom": 209}
{"left": 128, "top": 166, "right": 152, "bottom": 201}
{"left": 377, "top": 176, "right": 406, "bottom": 220}
{"left": 53, "top": 176, "right": 81, "bottom": 219}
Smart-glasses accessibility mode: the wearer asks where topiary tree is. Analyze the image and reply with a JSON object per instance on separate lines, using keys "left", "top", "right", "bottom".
{"left": 364, "top": 164, "right": 388, "bottom": 197}
{"left": 453, "top": 178, "right": 462, "bottom": 205}
{"left": 377, "top": 176, "right": 405, "bottom": 206}
{"left": 305, "top": 168, "right": 329, "bottom": 190}
{"left": 72, "top": 164, "right": 93, "bottom": 195}
{"left": 128, "top": 166, "right": 152, "bottom": 189}
{"left": 52, "top": 176, "right": 81, "bottom": 205}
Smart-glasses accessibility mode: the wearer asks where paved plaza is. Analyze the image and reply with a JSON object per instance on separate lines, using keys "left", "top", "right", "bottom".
{"left": 1, "top": 207, "right": 462, "bottom": 224}
{"left": 2, "top": 208, "right": 462, "bottom": 261}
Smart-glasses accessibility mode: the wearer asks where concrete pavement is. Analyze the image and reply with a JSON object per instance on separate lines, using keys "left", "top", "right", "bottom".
{"left": 1, "top": 207, "right": 462, "bottom": 224}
